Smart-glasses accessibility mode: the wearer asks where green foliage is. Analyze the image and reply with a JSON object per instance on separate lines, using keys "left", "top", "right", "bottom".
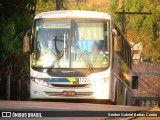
{"left": 107, "top": 0, "right": 160, "bottom": 62}
{"left": 1, "top": 21, "right": 15, "bottom": 53}
{"left": 36, "top": 0, "right": 56, "bottom": 14}
{"left": 0, "top": 0, "right": 32, "bottom": 100}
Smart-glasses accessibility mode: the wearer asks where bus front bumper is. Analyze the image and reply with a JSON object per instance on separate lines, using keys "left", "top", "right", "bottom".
{"left": 30, "top": 80, "right": 110, "bottom": 99}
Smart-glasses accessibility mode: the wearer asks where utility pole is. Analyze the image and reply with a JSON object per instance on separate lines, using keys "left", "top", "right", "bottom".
{"left": 122, "top": 4, "right": 125, "bottom": 34}
{"left": 115, "top": 3, "right": 152, "bottom": 35}
{"left": 56, "top": 0, "right": 61, "bottom": 10}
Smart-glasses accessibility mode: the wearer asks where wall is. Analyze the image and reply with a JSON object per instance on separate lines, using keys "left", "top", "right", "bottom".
{"left": 131, "top": 62, "right": 160, "bottom": 106}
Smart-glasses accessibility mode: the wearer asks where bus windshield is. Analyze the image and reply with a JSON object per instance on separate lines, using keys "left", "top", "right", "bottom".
{"left": 32, "top": 19, "right": 109, "bottom": 69}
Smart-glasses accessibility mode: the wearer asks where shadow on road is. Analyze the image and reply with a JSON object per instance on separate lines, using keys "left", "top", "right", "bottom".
{"left": 31, "top": 99, "right": 113, "bottom": 105}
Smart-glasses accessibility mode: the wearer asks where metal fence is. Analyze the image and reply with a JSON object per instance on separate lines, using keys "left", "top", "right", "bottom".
{"left": 131, "top": 97, "right": 160, "bottom": 107}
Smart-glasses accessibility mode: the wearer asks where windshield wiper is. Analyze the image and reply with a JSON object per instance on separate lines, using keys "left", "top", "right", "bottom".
{"left": 47, "top": 35, "right": 67, "bottom": 72}
{"left": 47, "top": 51, "right": 64, "bottom": 72}
{"left": 84, "top": 50, "right": 94, "bottom": 72}
{"left": 76, "top": 46, "right": 94, "bottom": 73}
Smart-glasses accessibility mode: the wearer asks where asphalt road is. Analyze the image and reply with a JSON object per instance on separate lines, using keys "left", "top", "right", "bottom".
{"left": 0, "top": 100, "right": 146, "bottom": 111}
{"left": 0, "top": 100, "right": 150, "bottom": 120}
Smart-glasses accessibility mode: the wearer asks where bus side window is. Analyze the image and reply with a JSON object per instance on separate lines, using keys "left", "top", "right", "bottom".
{"left": 132, "top": 76, "right": 138, "bottom": 89}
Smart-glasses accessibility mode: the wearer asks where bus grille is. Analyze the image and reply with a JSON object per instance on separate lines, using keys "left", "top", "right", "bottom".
{"left": 44, "top": 91, "right": 93, "bottom": 96}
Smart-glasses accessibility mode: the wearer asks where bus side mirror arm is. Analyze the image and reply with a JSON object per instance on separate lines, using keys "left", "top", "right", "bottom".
{"left": 112, "top": 29, "right": 118, "bottom": 52}
{"left": 112, "top": 29, "right": 117, "bottom": 37}
{"left": 23, "top": 29, "right": 31, "bottom": 53}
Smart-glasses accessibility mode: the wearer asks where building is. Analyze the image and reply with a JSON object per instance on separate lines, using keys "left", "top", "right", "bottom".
{"left": 132, "top": 60, "right": 160, "bottom": 107}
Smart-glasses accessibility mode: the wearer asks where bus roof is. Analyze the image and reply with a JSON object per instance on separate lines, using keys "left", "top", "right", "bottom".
{"left": 34, "top": 10, "right": 111, "bottom": 20}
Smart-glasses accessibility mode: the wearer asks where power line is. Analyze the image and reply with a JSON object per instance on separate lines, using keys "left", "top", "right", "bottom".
{"left": 115, "top": 12, "right": 152, "bottom": 14}
{"left": 138, "top": 84, "right": 157, "bottom": 96}
{"left": 132, "top": 67, "right": 159, "bottom": 96}
{"left": 132, "top": 70, "right": 158, "bottom": 97}
{"left": 138, "top": 83, "right": 154, "bottom": 95}
{"left": 66, "top": 0, "right": 109, "bottom": 2}
{"left": 115, "top": 2, "right": 152, "bottom": 34}
{"left": 131, "top": 27, "right": 160, "bottom": 94}
{"left": 132, "top": 67, "right": 160, "bottom": 93}
{"left": 132, "top": 64, "right": 160, "bottom": 92}
{"left": 131, "top": 26, "right": 160, "bottom": 48}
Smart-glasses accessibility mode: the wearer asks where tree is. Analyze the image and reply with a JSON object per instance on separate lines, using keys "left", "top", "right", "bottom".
{"left": 107, "top": 0, "right": 160, "bottom": 62}
{"left": 0, "top": 0, "right": 33, "bottom": 100}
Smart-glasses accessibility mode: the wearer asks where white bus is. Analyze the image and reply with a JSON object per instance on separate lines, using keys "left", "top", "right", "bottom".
{"left": 24, "top": 10, "right": 132, "bottom": 105}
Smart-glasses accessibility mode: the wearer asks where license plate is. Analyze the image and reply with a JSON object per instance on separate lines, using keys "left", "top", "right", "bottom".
{"left": 63, "top": 91, "right": 75, "bottom": 96}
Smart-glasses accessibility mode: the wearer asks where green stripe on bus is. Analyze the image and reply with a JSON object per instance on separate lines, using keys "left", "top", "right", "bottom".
{"left": 67, "top": 78, "right": 78, "bottom": 85}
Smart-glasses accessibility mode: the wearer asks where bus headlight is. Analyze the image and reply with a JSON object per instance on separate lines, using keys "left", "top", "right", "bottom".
{"left": 91, "top": 77, "right": 109, "bottom": 87}
{"left": 31, "top": 78, "right": 53, "bottom": 88}
{"left": 91, "top": 78, "right": 109, "bottom": 99}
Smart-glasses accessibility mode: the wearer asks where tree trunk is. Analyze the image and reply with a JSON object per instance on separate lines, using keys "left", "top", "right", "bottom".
{"left": 7, "top": 74, "right": 10, "bottom": 100}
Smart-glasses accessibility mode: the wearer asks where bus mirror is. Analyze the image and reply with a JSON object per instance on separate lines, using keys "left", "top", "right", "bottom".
{"left": 132, "top": 76, "right": 138, "bottom": 89}
{"left": 112, "top": 29, "right": 117, "bottom": 37}
{"left": 23, "top": 36, "right": 30, "bottom": 53}
{"left": 112, "top": 29, "right": 119, "bottom": 52}
{"left": 23, "top": 30, "right": 31, "bottom": 53}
